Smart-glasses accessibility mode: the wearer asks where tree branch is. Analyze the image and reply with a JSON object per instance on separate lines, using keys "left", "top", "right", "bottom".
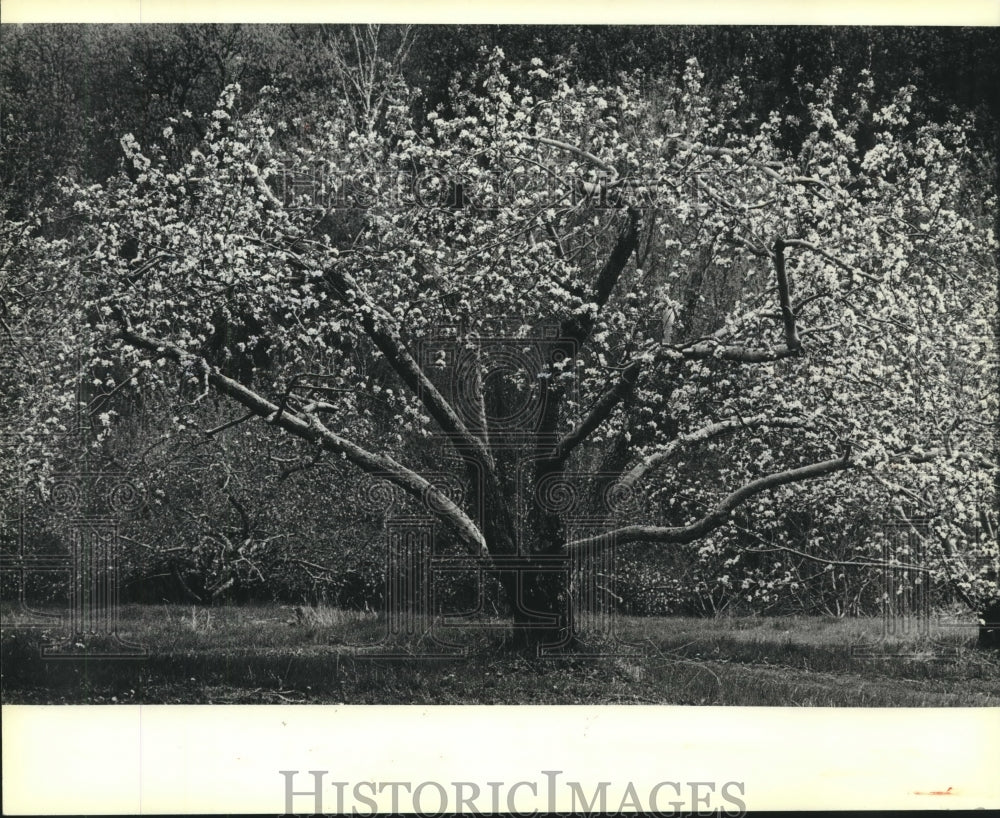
{"left": 672, "top": 341, "right": 801, "bottom": 363}
{"left": 670, "top": 238, "right": 806, "bottom": 363}
{"left": 673, "top": 140, "right": 829, "bottom": 189}
{"left": 278, "top": 447, "right": 325, "bottom": 481}
{"left": 619, "top": 414, "right": 812, "bottom": 490}
{"left": 528, "top": 135, "right": 618, "bottom": 176}
{"left": 563, "top": 209, "right": 641, "bottom": 347}
{"left": 534, "top": 208, "right": 641, "bottom": 461}
{"left": 887, "top": 447, "right": 993, "bottom": 470}
{"left": 525, "top": 132, "right": 640, "bottom": 345}
{"left": 292, "top": 253, "right": 495, "bottom": 470}
{"left": 568, "top": 451, "right": 852, "bottom": 552}
{"left": 117, "top": 322, "right": 488, "bottom": 555}
{"left": 227, "top": 494, "right": 253, "bottom": 541}
{"left": 893, "top": 505, "right": 981, "bottom": 611}
{"left": 772, "top": 238, "right": 802, "bottom": 353}
{"left": 541, "top": 359, "right": 642, "bottom": 469}
{"left": 204, "top": 411, "right": 255, "bottom": 438}
{"left": 783, "top": 238, "right": 880, "bottom": 283}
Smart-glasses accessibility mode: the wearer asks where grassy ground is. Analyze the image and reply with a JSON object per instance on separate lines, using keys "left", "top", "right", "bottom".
{"left": 2, "top": 603, "right": 997, "bottom": 705}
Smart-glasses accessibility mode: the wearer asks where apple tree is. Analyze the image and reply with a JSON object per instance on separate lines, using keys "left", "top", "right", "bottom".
{"left": 30, "top": 53, "right": 998, "bottom": 649}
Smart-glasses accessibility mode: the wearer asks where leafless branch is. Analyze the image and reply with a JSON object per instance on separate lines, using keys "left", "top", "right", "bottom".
{"left": 204, "top": 411, "right": 256, "bottom": 438}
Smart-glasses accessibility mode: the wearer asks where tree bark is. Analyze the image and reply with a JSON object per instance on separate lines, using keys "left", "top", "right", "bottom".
{"left": 980, "top": 599, "right": 1000, "bottom": 649}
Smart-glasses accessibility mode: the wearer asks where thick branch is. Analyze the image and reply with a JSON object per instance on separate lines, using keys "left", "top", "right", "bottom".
{"left": 528, "top": 135, "right": 618, "bottom": 176}
{"left": 323, "top": 264, "right": 493, "bottom": 465}
{"left": 469, "top": 342, "right": 490, "bottom": 445}
{"left": 524, "top": 132, "right": 640, "bottom": 344}
{"left": 561, "top": 210, "right": 642, "bottom": 349}
{"left": 542, "top": 360, "right": 642, "bottom": 469}
{"left": 772, "top": 238, "right": 802, "bottom": 353}
{"left": 619, "top": 414, "right": 811, "bottom": 490}
{"left": 673, "top": 238, "right": 805, "bottom": 363}
{"left": 568, "top": 451, "right": 852, "bottom": 552}
{"left": 535, "top": 208, "right": 641, "bottom": 460}
{"left": 273, "top": 249, "right": 493, "bottom": 467}
{"left": 673, "top": 341, "right": 801, "bottom": 363}
{"left": 118, "top": 324, "right": 487, "bottom": 555}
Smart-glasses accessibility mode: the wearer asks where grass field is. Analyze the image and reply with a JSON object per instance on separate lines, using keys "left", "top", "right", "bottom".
{"left": 2, "top": 603, "right": 998, "bottom": 705}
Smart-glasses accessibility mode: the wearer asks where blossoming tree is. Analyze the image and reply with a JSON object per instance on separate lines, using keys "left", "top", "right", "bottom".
{"left": 15, "top": 55, "right": 996, "bottom": 648}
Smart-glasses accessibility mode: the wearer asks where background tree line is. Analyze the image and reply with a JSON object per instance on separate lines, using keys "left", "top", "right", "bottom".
{"left": 4, "top": 25, "right": 998, "bottom": 214}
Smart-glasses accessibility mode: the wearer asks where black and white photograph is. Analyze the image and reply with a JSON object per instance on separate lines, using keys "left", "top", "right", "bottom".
{"left": 2, "top": 1, "right": 999, "bottom": 812}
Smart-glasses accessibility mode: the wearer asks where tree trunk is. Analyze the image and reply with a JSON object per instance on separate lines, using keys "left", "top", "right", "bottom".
{"left": 499, "top": 559, "right": 572, "bottom": 654}
{"left": 979, "top": 599, "right": 1000, "bottom": 649}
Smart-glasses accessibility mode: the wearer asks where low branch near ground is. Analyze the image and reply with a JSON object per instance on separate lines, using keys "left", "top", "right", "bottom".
{"left": 567, "top": 451, "right": 852, "bottom": 553}
{"left": 278, "top": 447, "right": 325, "bottom": 481}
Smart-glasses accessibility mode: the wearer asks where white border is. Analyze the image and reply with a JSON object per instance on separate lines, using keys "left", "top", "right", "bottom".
{"left": 1, "top": 0, "right": 999, "bottom": 25}
{"left": 5, "top": 706, "right": 1000, "bottom": 813}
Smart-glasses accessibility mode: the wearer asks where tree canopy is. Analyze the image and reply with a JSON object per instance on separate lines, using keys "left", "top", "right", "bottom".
{"left": 2, "top": 27, "right": 997, "bottom": 644}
